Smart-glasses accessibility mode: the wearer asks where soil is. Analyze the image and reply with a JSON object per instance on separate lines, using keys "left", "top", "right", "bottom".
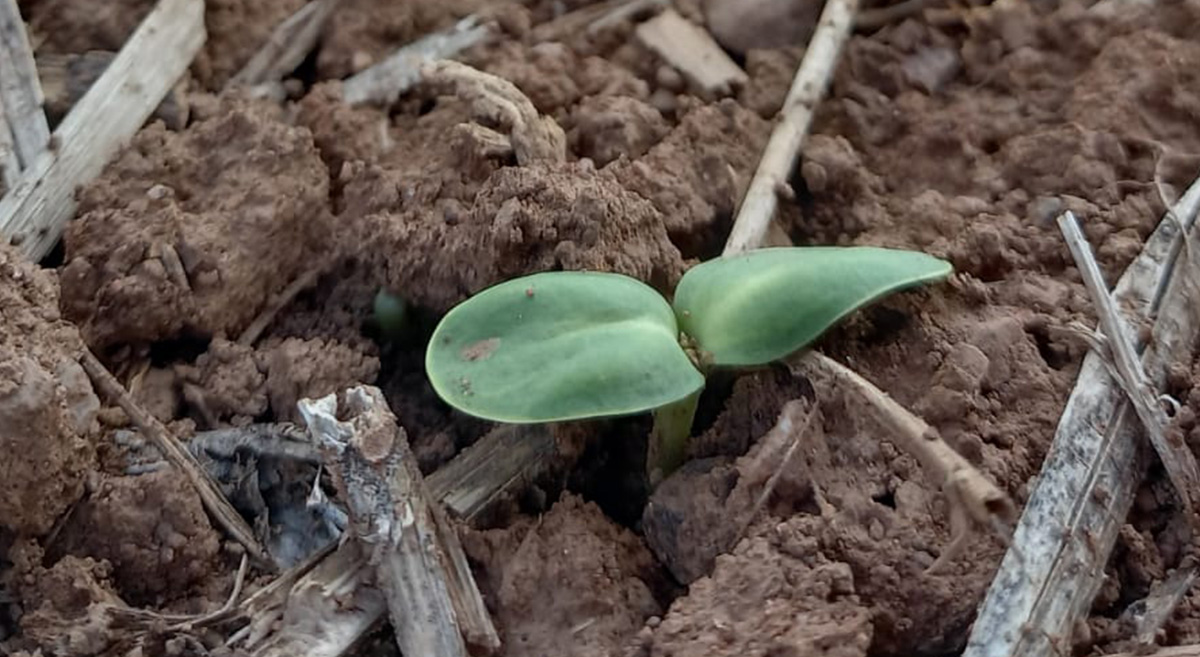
{"left": 0, "top": 245, "right": 98, "bottom": 537}
{"left": 8, "top": 0, "right": 1200, "bottom": 656}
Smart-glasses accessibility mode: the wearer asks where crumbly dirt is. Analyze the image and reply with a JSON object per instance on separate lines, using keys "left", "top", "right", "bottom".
{"left": 610, "top": 99, "right": 771, "bottom": 259}
{"left": 11, "top": 0, "right": 1200, "bottom": 655}
{"left": 463, "top": 494, "right": 667, "bottom": 657}
{"left": 46, "top": 469, "right": 222, "bottom": 607}
{"left": 176, "top": 336, "right": 379, "bottom": 426}
{"left": 628, "top": 525, "right": 872, "bottom": 657}
{"left": 59, "top": 98, "right": 333, "bottom": 352}
{"left": 0, "top": 244, "right": 98, "bottom": 537}
{"left": 6, "top": 544, "right": 124, "bottom": 657}
{"left": 341, "top": 159, "right": 685, "bottom": 313}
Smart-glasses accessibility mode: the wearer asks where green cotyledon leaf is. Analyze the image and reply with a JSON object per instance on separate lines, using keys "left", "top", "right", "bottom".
{"left": 426, "top": 271, "right": 705, "bottom": 423}
{"left": 673, "top": 247, "right": 953, "bottom": 367}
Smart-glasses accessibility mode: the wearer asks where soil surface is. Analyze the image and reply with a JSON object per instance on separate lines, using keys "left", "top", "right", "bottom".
{"left": 7, "top": 0, "right": 1200, "bottom": 656}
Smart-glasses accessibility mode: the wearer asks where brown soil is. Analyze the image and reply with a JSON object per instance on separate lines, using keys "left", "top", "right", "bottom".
{"left": 47, "top": 469, "right": 222, "bottom": 607}
{"left": 0, "top": 245, "right": 97, "bottom": 537}
{"left": 464, "top": 494, "right": 667, "bottom": 657}
{"left": 59, "top": 98, "right": 332, "bottom": 351}
{"left": 9, "top": 0, "right": 1200, "bottom": 656}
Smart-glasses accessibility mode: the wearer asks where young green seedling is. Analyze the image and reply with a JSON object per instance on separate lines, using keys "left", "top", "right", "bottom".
{"left": 425, "top": 246, "right": 952, "bottom": 481}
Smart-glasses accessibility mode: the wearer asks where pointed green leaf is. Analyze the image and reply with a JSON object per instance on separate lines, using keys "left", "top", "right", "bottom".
{"left": 673, "top": 247, "right": 953, "bottom": 367}
{"left": 426, "top": 272, "right": 705, "bottom": 423}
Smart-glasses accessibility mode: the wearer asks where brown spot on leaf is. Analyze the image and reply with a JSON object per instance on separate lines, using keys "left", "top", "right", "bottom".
{"left": 461, "top": 338, "right": 501, "bottom": 361}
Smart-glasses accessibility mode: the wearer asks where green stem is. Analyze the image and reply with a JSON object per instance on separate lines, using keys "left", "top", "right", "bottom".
{"left": 647, "top": 389, "right": 702, "bottom": 485}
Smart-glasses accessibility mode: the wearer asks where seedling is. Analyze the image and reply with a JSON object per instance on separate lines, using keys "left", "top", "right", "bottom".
{"left": 425, "top": 246, "right": 952, "bottom": 481}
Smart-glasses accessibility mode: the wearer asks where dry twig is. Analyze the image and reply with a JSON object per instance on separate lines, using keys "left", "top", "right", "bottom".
{"left": 188, "top": 423, "right": 319, "bottom": 463}
{"left": 716, "top": 0, "right": 1010, "bottom": 569}
{"left": 0, "top": 0, "right": 50, "bottom": 170}
{"left": 79, "top": 350, "right": 273, "bottom": 568}
{"left": 300, "top": 387, "right": 500, "bottom": 657}
{"left": 0, "top": 0, "right": 205, "bottom": 260}
{"left": 341, "top": 15, "right": 493, "bottom": 106}
{"left": 1058, "top": 211, "right": 1200, "bottom": 522}
{"left": 531, "top": 0, "right": 666, "bottom": 42}
{"left": 36, "top": 51, "right": 190, "bottom": 129}
{"left": 230, "top": 0, "right": 338, "bottom": 87}
{"left": 0, "top": 95, "right": 17, "bottom": 190}
{"left": 229, "top": 0, "right": 341, "bottom": 91}
{"left": 1127, "top": 568, "right": 1197, "bottom": 647}
{"left": 426, "top": 424, "right": 556, "bottom": 521}
{"left": 421, "top": 59, "right": 566, "bottom": 165}
{"left": 854, "top": 0, "right": 933, "bottom": 30}
{"left": 794, "top": 352, "right": 1016, "bottom": 570}
{"left": 239, "top": 541, "right": 381, "bottom": 656}
{"left": 634, "top": 8, "right": 747, "bottom": 98}
{"left": 733, "top": 399, "right": 817, "bottom": 544}
{"left": 723, "top": 0, "right": 858, "bottom": 256}
{"left": 964, "top": 176, "right": 1200, "bottom": 657}
{"left": 232, "top": 422, "right": 558, "bottom": 656}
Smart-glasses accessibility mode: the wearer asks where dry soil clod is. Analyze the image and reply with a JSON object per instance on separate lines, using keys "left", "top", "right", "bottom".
{"left": 78, "top": 349, "right": 273, "bottom": 568}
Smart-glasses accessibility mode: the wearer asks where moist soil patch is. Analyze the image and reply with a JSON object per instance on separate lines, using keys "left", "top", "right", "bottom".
{"left": 6, "top": 1, "right": 1200, "bottom": 656}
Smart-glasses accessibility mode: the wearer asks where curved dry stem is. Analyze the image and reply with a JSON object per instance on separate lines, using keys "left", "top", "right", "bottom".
{"left": 420, "top": 59, "right": 566, "bottom": 165}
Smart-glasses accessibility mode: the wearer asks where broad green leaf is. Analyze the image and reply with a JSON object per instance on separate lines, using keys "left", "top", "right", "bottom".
{"left": 426, "top": 272, "right": 705, "bottom": 423}
{"left": 673, "top": 247, "right": 953, "bottom": 367}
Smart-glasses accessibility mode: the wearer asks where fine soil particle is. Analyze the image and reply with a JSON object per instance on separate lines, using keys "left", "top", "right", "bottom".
{"left": 7, "top": 544, "right": 124, "bottom": 657}
{"left": 628, "top": 525, "right": 872, "bottom": 657}
{"left": 48, "top": 469, "right": 222, "bottom": 607}
{"left": 463, "top": 494, "right": 666, "bottom": 657}
{"left": 0, "top": 244, "right": 98, "bottom": 537}
{"left": 178, "top": 336, "right": 379, "bottom": 426}
{"left": 59, "top": 99, "right": 333, "bottom": 351}
{"left": 342, "top": 160, "right": 685, "bottom": 314}
{"left": 610, "top": 99, "right": 770, "bottom": 259}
